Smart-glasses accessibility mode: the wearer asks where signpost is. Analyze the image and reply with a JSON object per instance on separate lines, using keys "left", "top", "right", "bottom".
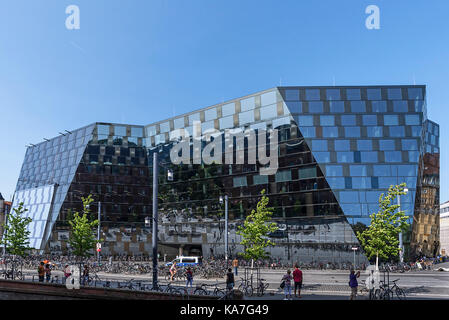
{"left": 351, "top": 247, "right": 358, "bottom": 268}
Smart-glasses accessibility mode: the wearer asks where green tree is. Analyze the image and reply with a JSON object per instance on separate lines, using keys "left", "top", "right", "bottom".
{"left": 237, "top": 189, "right": 278, "bottom": 266}
{"left": 68, "top": 195, "right": 99, "bottom": 259}
{"left": 357, "top": 183, "right": 410, "bottom": 266}
{"left": 1, "top": 202, "right": 32, "bottom": 257}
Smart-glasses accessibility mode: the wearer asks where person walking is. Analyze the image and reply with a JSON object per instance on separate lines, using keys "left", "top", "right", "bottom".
{"left": 349, "top": 269, "right": 361, "bottom": 300}
{"left": 63, "top": 264, "right": 71, "bottom": 284}
{"left": 37, "top": 262, "right": 45, "bottom": 282}
{"left": 281, "top": 269, "right": 293, "bottom": 300}
{"left": 82, "top": 264, "right": 89, "bottom": 285}
{"left": 185, "top": 267, "right": 193, "bottom": 288}
{"left": 170, "top": 261, "right": 177, "bottom": 281}
{"left": 232, "top": 257, "right": 239, "bottom": 276}
{"left": 293, "top": 264, "right": 303, "bottom": 298}
{"left": 226, "top": 268, "right": 235, "bottom": 292}
{"left": 45, "top": 263, "right": 52, "bottom": 282}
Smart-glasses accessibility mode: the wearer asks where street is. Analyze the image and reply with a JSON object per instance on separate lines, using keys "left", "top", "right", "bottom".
{"left": 20, "top": 267, "right": 449, "bottom": 300}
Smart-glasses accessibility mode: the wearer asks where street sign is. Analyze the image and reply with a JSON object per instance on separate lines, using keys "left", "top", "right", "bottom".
{"left": 96, "top": 243, "right": 101, "bottom": 249}
{"left": 351, "top": 247, "right": 358, "bottom": 251}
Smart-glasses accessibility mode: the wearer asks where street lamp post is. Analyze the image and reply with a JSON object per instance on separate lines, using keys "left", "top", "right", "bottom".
{"left": 152, "top": 152, "right": 159, "bottom": 289}
{"left": 398, "top": 188, "right": 408, "bottom": 263}
{"left": 97, "top": 201, "right": 101, "bottom": 264}
{"left": 219, "top": 195, "right": 229, "bottom": 265}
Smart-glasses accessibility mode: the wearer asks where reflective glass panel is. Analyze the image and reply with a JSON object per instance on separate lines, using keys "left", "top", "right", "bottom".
{"left": 308, "top": 101, "right": 323, "bottom": 113}
{"left": 329, "top": 101, "right": 345, "bottom": 113}
{"left": 222, "top": 103, "right": 235, "bottom": 116}
{"left": 384, "top": 115, "right": 398, "bottom": 125}
{"left": 114, "top": 126, "right": 126, "bottom": 136}
{"left": 363, "top": 115, "right": 377, "bottom": 126}
{"left": 261, "top": 91, "right": 277, "bottom": 106}
{"left": 408, "top": 88, "right": 423, "bottom": 100}
{"left": 335, "top": 140, "right": 350, "bottom": 151}
{"left": 357, "top": 140, "right": 372, "bottom": 151}
{"left": 326, "top": 89, "right": 340, "bottom": 101}
{"left": 341, "top": 115, "right": 356, "bottom": 126}
{"left": 345, "top": 127, "right": 361, "bottom": 137}
{"left": 387, "top": 88, "right": 402, "bottom": 100}
{"left": 367, "top": 88, "right": 381, "bottom": 100}
{"left": 241, "top": 97, "right": 255, "bottom": 111}
{"left": 379, "top": 140, "right": 396, "bottom": 150}
{"left": 320, "top": 115, "right": 335, "bottom": 126}
{"left": 346, "top": 89, "right": 361, "bottom": 100}
{"left": 371, "top": 101, "right": 387, "bottom": 112}
{"left": 351, "top": 101, "right": 366, "bottom": 113}
{"left": 285, "top": 89, "right": 299, "bottom": 101}
{"left": 305, "top": 89, "right": 320, "bottom": 101}
{"left": 393, "top": 101, "right": 408, "bottom": 112}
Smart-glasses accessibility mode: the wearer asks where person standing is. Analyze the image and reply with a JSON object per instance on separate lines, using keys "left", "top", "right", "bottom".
{"left": 226, "top": 268, "right": 235, "bottom": 291}
{"left": 82, "top": 264, "right": 89, "bottom": 285}
{"left": 281, "top": 269, "right": 293, "bottom": 300}
{"left": 185, "top": 267, "right": 193, "bottom": 288}
{"left": 45, "top": 263, "right": 52, "bottom": 282}
{"left": 293, "top": 264, "right": 303, "bottom": 298}
{"left": 37, "top": 262, "right": 45, "bottom": 282}
{"left": 349, "top": 269, "right": 361, "bottom": 300}
{"left": 232, "top": 257, "right": 239, "bottom": 276}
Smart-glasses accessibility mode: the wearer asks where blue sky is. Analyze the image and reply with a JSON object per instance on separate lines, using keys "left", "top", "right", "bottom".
{"left": 0, "top": 0, "right": 447, "bottom": 202}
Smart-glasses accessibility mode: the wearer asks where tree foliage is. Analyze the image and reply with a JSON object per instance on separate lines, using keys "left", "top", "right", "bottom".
{"left": 68, "top": 195, "right": 99, "bottom": 258}
{"left": 1, "top": 202, "right": 32, "bottom": 257}
{"left": 237, "top": 190, "right": 278, "bottom": 261}
{"left": 357, "top": 183, "right": 410, "bottom": 261}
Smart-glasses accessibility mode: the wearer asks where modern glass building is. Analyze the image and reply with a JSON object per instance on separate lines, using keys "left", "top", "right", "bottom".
{"left": 11, "top": 85, "right": 439, "bottom": 262}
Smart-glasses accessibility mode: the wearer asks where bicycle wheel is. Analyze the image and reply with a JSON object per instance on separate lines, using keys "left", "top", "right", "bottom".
{"left": 257, "top": 284, "right": 264, "bottom": 297}
{"left": 382, "top": 289, "right": 393, "bottom": 300}
{"left": 194, "top": 288, "right": 209, "bottom": 295}
{"left": 213, "top": 288, "right": 225, "bottom": 298}
{"left": 395, "top": 288, "right": 406, "bottom": 300}
{"left": 245, "top": 285, "right": 253, "bottom": 297}
{"left": 374, "top": 289, "right": 382, "bottom": 300}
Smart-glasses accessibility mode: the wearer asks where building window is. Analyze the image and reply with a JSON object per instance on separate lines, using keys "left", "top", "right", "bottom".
{"left": 309, "top": 101, "right": 324, "bottom": 113}
{"left": 384, "top": 115, "right": 399, "bottom": 126}
{"left": 357, "top": 140, "right": 372, "bottom": 151}
{"left": 329, "top": 101, "right": 345, "bottom": 113}
{"left": 285, "top": 89, "right": 299, "bottom": 101}
{"left": 320, "top": 115, "right": 335, "bottom": 126}
{"left": 363, "top": 115, "right": 377, "bottom": 126}
{"left": 341, "top": 115, "right": 356, "bottom": 126}
{"left": 367, "top": 88, "right": 381, "bottom": 100}
{"left": 371, "top": 101, "right": 387, "bottom": 112}
{"left": 305, "top": 89, "right": 320, "bottom": 101}
{"left": 346, "top": 89, "right": 361, "bottom": 100}
{"left": 335, "top": 140, "right": 350, "bottom": 151}
{"left": 351, "top": 101, "right": 366, "bottom": 113}
{"left": 326, "top": 89, "right": 340, "bottom": 101}
{"left": 387, "top": 88, "right": 402, "bottom": 100}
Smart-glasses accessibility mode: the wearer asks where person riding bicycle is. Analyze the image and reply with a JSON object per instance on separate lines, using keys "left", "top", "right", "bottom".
{"left": 170, "top": 261, "right": 177, "bottom": 281}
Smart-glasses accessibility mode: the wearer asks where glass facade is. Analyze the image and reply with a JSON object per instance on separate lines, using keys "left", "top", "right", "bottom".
{"left": 11, "top": 85, "right": 439, "bottom": 262}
